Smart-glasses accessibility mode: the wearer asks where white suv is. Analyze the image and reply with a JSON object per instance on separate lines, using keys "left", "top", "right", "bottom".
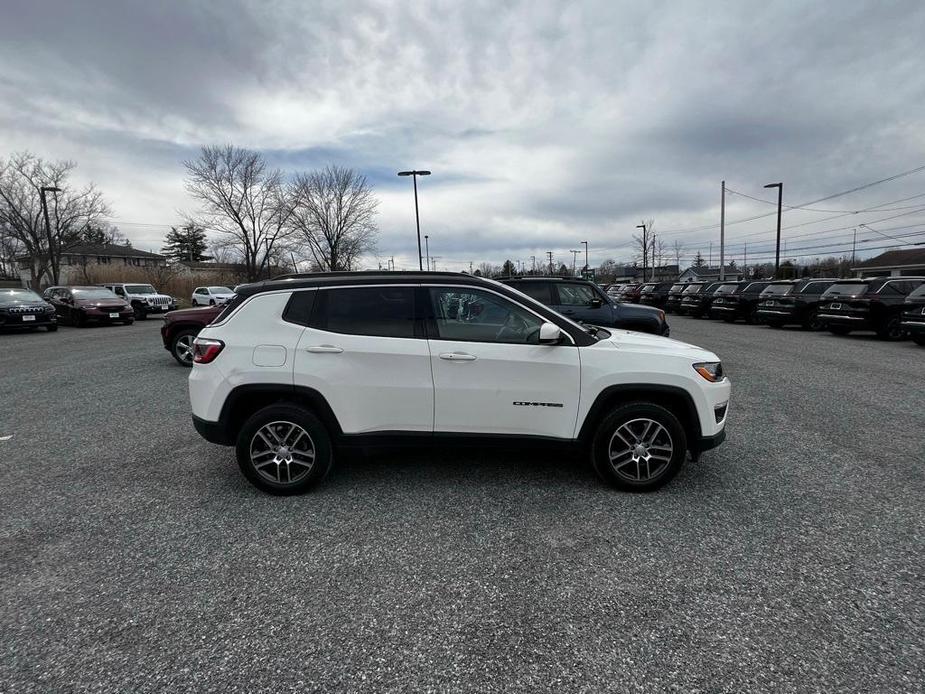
{"left": 191, "top": 286, "right": 236, "bottom": 306}
{"left": 189, "top": 272, "right": 730, "bottom": 494}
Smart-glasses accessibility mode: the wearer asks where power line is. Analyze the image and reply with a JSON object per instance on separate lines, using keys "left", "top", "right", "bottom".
{"left": 655, "top": 163, "right": 925, "bottom": 236}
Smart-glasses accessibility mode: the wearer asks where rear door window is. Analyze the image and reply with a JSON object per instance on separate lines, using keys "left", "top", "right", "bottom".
{"left": 312, "top": 286, "right": 417, "bottom": 338}
{"left": 557, "top": 283, "right": 597, "bottom": 306}
{"left": 508, "top": 281, "right": 553, "bottom": 304}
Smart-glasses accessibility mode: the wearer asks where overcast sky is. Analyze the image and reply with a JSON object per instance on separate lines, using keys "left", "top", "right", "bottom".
{"left": 2, "top": 0, "right": 925, "bottom": 271}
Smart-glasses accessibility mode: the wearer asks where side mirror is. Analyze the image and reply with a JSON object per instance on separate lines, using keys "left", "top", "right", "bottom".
{"left": 538, "top": 322, "right": 563, "bottom": 344}
{"left": 590, "top": 298, "right": 603, "bottom": 308}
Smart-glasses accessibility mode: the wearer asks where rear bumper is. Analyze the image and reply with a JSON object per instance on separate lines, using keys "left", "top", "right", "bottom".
{"left": 755, "top": 308, "right": 797, "bottom": 320}
{"left": 192, "top": 415, "right": 233, "bottom": 446}
{"left": 817, "top": 313, "right": 871, "bottom": 329}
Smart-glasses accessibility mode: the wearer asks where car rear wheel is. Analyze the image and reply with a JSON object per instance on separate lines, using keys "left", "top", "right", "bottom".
{"left": 876, "top": 316, "right": 904, "bottom": 341}
{"left": 591, "top": 402, "right": 688, "bottom": 492}
{"left": 170, "top": 329, "right": 198, "bottom": 367}
{"left": 803, "top": 310, "right": 823, "bottom": 331}
{"left": 235, "top": 405, "right": 333, "bottom": 495}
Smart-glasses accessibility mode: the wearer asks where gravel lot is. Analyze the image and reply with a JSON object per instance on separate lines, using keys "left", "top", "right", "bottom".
{"left": 1, "top": 316, "right": 923, "bottom": 693}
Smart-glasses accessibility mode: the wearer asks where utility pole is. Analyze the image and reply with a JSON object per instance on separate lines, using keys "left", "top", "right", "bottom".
{"left": 743, "top": 242, "right": 747, "bottom": 279}
{"left": 720, "top": 180, "right": 726, "bottom": 281}
{"left": 570, "top": 250, "right": 580, "bottom": 276}
{"left": 764, "top": 181, "right": 783, "bottom": 278}
{"left": 851, "top": 227, "right": 857, "bottom": 270}
{"left": 709, "top": 241, "right": 713, "bottom": 268}
{"left": 424, "top": 235, "right": 431, "bottom": 271}
{"left": 546, "top": 251, "right": 554, "bottom": 275}
{"left": 636, "top": 223, "right": 647, "bottom": 282}
{"left": 531, "top": 256, "right": 536, "bottom": 274}
{"left": 580, "top": 241, "right": 589, "bottom": 275}
{"left": 430, "top": 256, "right": 441, "bottom": 273}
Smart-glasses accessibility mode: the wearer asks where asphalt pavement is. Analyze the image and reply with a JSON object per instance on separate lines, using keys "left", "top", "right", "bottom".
{"left": 1, "top": 316, "right": 923, "bottom": 692}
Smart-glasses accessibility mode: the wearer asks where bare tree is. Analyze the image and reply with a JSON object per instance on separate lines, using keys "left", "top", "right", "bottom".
{"left": 183, "top": 145, "right": 294, "bottom": 282}
{"left": 671, "top": 239, "right": 684, "bottom": 268}
{"left": 287, "top": 165, "right": 378, "bottom": 271}
{"left": 0, "top": 152, "right": 110, "bottom": 286}
{"left": 630, "top": 218, "right": 656, "bottom": 280}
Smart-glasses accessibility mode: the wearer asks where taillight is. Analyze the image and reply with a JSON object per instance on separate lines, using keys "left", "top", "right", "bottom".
{"left": 193, "top": 337, "right": 225, "bottom": 364}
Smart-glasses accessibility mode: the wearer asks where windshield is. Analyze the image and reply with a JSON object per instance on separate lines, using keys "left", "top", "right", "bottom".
{"left": 126, "top": 284, "right": 157, "bottom": 294}
{"left": 681, "top": 284, "right": 704, "bottom": 295}
{"left": 824, "top": 282, "right": 869, "bottom": 297}
{"left": 640, "top": 284, "right": 657, "bottom": 292}
{"left": 500, "top": 281, "right": 597, "bottom": 337}
{"left": 209, "top": 286, "right": 233, "bottom": 294}
{"left": 0, "top": 288, "right": 42, "bottom": 302}
{"left": 713, "top": 283, "right": 741, "bottom": 295}
{"left": 72, "top": 288, "right": 120, "bottom": 299}
{"left": 668, "top": 284, "right": 685, "bottom": 293}
{"left": 762, "top": 283, "right": 794, "bottom": 296}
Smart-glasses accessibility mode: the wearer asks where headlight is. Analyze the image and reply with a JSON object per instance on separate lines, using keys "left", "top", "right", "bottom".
{"left": 693, "top": 362, "right": 724, "bottom": 382}
{"left": 658, "top": 310, "right": 665, "bottom": 321}
{"left": 140, "top": 298, "right": 149, "bottom": 304}
{"left": 45, "top": 305, "right": 55, "bottom": 313}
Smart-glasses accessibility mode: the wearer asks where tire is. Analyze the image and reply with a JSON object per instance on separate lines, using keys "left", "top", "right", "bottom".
{"left": 46, "top": 324, "right": 58, "bottom": 332}
{"left": 235, "top": 405, "right": 333, "bottom": 495}
{"left": 802, "top": 310, "right": 822, "bottom": 331}
{"left": 75, "top": 312, "right": 86, "bottom": 328}
{"left": 191, "top": 299, "right": 198, "bottom": 307}
{"left": 876, "top": 315, "right": 904, "bottom": 341}
{"left": 170, "top": 328, "right": 198, "bottom": 367}
{"left": 591, "top": 402, "right": 688, "bottom": 492}
{"left": 134, "top": 305, "right": 147, "bottom": 320}
{"left": 913, "top": 334, "right": 925, "bottom": 346}
{"left": 209, "top": 299, "right": 215, "bottom": 306}
{"left": 766, "top": 321, "right": 783, "bottom": 329}
{"left": 123, "top": 319, "right": 134, "bottom": 325}
{"left": 829, "top": 326, "right": 851, "bottom": 336}
{"left": 722, "top": 316, "right": 735, "bottom": 323}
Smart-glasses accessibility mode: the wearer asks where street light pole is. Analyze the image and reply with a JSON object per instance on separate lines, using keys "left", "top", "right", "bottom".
{"left": 424, "top": 235, "right": 430, "bottom": 271}
{"left": 397, "top": 170, "right": 431, "bottom": 270}
{"left": 580, "top": 241, "right": 589, "bottom": 276}
{"left": 764, "top": 182, "right": 783, "bottom": 278}
{"left": 570, "top": 250, "right": 580, "bottom": 276}
{"left": 40, "top": 186, "right": 62, "bottom": 285}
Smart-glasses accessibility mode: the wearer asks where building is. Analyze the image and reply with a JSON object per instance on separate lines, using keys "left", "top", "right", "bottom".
{"left": 17, "top": 243, "right": 167, "bottom": 288}
{"left": 677, "top": 265, "right": 744, "bottom": 283}
{"left": 608, "top": 264, "right": 680, "bottom": 283}
{"left": 851, "top": 249, "right": 925, "bottom": 278}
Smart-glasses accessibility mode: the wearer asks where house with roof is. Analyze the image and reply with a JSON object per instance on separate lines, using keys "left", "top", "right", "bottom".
{"left": 677, "top": 265, "right": 744, "bottom": 283}
{"left": 851, "top": 249, "right": 925, "bottom": 278}
{"left": 17, "top": 243, "right": 167, "bottom": 288}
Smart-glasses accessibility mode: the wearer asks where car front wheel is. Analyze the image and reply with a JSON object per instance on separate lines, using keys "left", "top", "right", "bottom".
{"left": 591, "top": 402, "right": 688, "bottom": 492}
{"left": 235, "top": 405, "right": 333, "bottom": 495}
{"left": 876, "top": 315, "right": 904, "bottom": 341}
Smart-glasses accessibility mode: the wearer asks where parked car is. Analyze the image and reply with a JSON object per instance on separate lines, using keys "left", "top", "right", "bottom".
{"left": 188, "top": 271, "right": 729, "bottom": 495}
{"left": 191, "top": 286, "right": 236, "bottom": 306}
{"left": 663, "top": 283, "right": 690, "bottom": 314}
{"left": 0, "top": 287, "right": 58, "bottom": 332}
{"left": 501, "top": 277, "right": 670, "bottom": 335}
{"left": 680, "top": 282, "right": 723, "bottom": 318}
{"left": 161, "top": 304, "right": 224, "bottom": 366}
{"left": 47, "top": 286, "right": 134, "bottom": 326}
{"left": 618, "top": 283, "right": 642, "bottom": 303}
{"left": 755, "top": 278, "right": 838, "bottom": 330}
{"left": 102, "top": 283, "right": 176, "bottom": 320}
{"left": 42, "top": 286, "right": 65, "bottom": 300}
{"left": 708, "top": 281, "right": 773, "bottom": 323}
{"left": 818, "top": 277, "right": 925, "bottom": 339}
{"left": 900, "top": 283, "right": 925, "bottom": 345}
{"left": 639, "top": 281, "right": 675, "bottom": 309}
{"left": 604, "top": 283, "right": 627, "bottom": 300}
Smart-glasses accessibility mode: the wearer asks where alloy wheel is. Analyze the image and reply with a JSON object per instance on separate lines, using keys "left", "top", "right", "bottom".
{"left": 249, "top": 421, "right": 316, "bottom": 484}
{"left": 174, "top": 334, "right": 195, "bottom": 365}
{"left": 608, "top": 418, "right": 674, "bottom": 482}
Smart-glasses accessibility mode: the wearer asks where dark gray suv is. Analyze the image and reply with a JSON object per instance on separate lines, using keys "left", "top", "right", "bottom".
{"left": 501, "top": 277, "right": 670, "bottom": 336}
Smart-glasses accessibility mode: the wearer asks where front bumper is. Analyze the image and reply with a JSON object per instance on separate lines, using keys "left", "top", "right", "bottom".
{"left": 0, "top": 312, "right": 57, "bottom": 327}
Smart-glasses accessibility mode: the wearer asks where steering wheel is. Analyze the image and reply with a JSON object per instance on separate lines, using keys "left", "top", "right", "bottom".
{"left": 495, "top": 313, "right": 530, "bottom": 342}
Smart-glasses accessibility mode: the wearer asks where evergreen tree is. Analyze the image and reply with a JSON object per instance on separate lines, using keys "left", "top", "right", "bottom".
{"left": 692, "top": 251, "right": 706, "bottom": 267}
{"left": 501, "top": 259, "right": 516, "bottom": 277}
{"left": 162, "top": 224, "right": 209, "bottom": 262}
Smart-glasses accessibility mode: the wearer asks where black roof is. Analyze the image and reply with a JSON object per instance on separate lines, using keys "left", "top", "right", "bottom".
{"left": 238, "top": 271, "right": 500, "bottom": 298}
{"left": 501, "top": 276, "right": 594, "bottom": 283}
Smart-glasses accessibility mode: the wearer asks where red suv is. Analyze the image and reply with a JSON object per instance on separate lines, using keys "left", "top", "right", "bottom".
{"left": 161, "top": 304, "right": 223, "bottom": 365}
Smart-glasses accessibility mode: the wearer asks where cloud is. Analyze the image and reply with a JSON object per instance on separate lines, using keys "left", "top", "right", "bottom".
{"left": 1, "top": 0, "right": 924, "bottom": 268}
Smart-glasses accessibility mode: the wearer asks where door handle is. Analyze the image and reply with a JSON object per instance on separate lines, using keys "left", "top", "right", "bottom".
{"left": 439, "top": 352, "right": 477, "bottom": 361}
{"left": 306, "top": 344, "right": 343, "bottom": 353}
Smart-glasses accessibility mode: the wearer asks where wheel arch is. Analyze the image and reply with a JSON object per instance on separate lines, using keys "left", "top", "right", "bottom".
{"left": 219, "top": 384, "right": 343, "bottom": 445}
{"left": 578, "top": 384, "right": 702, "bottom": 448}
